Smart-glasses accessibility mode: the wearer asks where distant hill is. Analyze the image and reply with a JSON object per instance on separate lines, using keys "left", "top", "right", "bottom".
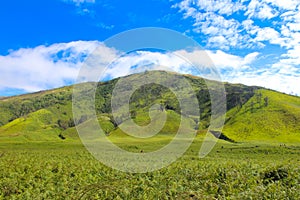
{"left": 0, "top": 71, "right": 299, "bottom": 143}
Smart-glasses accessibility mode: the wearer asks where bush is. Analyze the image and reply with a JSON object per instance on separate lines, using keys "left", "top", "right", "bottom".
{"left": 261, "top": 167, "right": 288, "bottom": 184}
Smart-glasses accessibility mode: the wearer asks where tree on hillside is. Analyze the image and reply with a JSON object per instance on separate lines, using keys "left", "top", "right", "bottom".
{"left": 235, "top": 96, "right": 243, "bottom": 110}
{"left": 130, "top": 110, "right": 137, "bottom": 119}
{"left": 58, "top": 119, "right": 75, "bottom": 130}
{"left": 250, "top": 101, "right": 254, "bottom": 113}
{"left": 256, "top": 92, "right": 262, "bottom": 105}
{"left": 264, "top": 96, "right": 269, "bottom": 107}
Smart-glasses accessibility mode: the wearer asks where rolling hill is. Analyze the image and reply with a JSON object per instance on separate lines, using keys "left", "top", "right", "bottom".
{"left": 0, "top": 70, "right": 299, "bottom": 144}
{"left": 223, "top": 89, "right": 300, "bottom": 143}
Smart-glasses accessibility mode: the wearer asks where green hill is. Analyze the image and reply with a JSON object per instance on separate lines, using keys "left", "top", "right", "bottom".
{"left": 0, "top": 71, "right": 299, "bottom": 144}
{"left": 223, "top": 89, "right": 300, "bottom": 143}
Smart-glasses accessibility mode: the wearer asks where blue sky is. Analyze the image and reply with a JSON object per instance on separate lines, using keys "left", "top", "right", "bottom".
{"left": 0, "top": 0, "right": 300, "bottom": 96}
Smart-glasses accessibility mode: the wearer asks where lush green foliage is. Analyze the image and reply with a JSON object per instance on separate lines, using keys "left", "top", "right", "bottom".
{"left": 0, "top": 71, "right": 299, "bottom": 199}
{"left": 0, "top": 140, "right": 299, "bottom": 199}
{"left": 0, "top": 71, "right": 259, "bottom": 142}
{"left": 1, "top": 71, "right": 300, "bottom": 143}
{"left": 0, "top": 87, "right": 73, "bottom": 126}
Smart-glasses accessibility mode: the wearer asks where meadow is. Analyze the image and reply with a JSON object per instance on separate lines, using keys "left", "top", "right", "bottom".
{"left": 0, "top": 72, "right": 299, "bottom": 199}
{"left": 0, "top": 137, "right": 299, "bottom": 199}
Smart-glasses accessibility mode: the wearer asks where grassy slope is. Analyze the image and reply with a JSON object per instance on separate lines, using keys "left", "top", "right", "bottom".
{"left": 223, "top": 89, "right": 300, "bottom": 143}
{"left": 0, "top": 109, "right": 116, "bottom": 142}
{"left": 0, "top": 109, "right": 61, "bottom": 142}
{"left": 107, "top": 110, "right": 197, "bottom": 152}
{"left": 0, "top": 71, "right": 299, "bottom": 144}
{"left": 0, "top": 86, "right": 73, "bottom": 126}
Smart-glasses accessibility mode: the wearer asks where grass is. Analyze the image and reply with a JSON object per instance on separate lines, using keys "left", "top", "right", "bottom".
{"left": 0, "top": 138, "right": 299, "bottom": 199}
{"left": 0, "top": 71, "right": 300, "bottom": 198}
{"left": 223, "top": 89, "right": 300, "bottom": 143}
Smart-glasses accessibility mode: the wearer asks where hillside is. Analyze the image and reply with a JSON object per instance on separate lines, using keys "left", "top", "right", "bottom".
{"left": 223, "top": 89, "right": 300, "bottom": 143}
{"left": 0, "top": 70, "right": 299, "bottom": 143}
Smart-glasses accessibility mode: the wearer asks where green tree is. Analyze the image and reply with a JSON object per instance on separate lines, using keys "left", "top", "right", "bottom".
{"left": 264, "top": 96, "right": 269, "bottom": 107}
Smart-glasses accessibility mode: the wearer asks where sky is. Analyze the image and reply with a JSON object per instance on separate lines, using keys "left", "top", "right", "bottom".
{"left": 0, "top": 0, "right": 300, "bottom": 96}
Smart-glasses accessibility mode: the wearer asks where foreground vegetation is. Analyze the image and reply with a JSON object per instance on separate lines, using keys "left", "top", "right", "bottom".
{"left": 0, "top": 139, "right": 299, "bottom": 199}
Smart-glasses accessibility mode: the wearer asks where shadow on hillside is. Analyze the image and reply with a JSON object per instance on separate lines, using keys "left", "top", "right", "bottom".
{"left": 209, "top": 130, "right": 236, "bottom": 143}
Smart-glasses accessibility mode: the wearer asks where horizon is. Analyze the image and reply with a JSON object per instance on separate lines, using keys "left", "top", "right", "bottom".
{"left": 1, "top": 0, "right": 300, "bottom": 96}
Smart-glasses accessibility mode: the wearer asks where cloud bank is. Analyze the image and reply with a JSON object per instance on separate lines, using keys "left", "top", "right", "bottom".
{"left": 1, "top": 40, "right": 299, "bottom": 96}
{"left": 0, "top": 41, "right": 100, "bottom": 94}
{"left": 171, "top": 0, "right": 300, "bottom": 95}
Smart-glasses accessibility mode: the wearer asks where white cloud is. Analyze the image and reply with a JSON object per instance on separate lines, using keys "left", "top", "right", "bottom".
{"left": 62, "top": 0, "right": 96, "bottom": 15}
{"left": 172, "top": 0, "right": 300, "bottom": 96}
{"left": 173, "top": 0, "right": 300, "bottom": 50}
{"left": 229, "top": 70, "right": 300, "bottom": 95}
{"left": 207, "top": 36, "right": 228, "bottom": 50}
{"left": 0, "top": 41, "right": 111, "bottom": 93}
{"left": 67, "top": 0, "right": 95, "bottom": 6}
{"left": 173, "top": 0, "right": 246, "bottom": 49}
{"left": 243, "top": 52, "right": 260, "bottom": 64}
{"left": 245, "top": 0, "right": 279, "bottom": 19}
{"left": 270, "top": 46, "right": 300, "bottom": 80}
{"left": 100, "top": 49, "right": 262, "bottom": 86}
{"left": 103, "top": 51, "right": 192, "bottom": 79}
{"left": 287, "top": 22, "right": 300, "bottom": 31}
{"left": 101, "top": 48, "right": 300, "bottom": 96}
{"left": 80, "top": 48, "right": 257, "bottom": 82}
{"left": 174, "top": 49, "right": 259, "bottom": 70}
{"left": 264, "top": 0, "right": 299, "bottom": 10}
{"left": 195, "top": 0, "right": 244, "bottom": 15}
{"left": 215, "top": 50, "right": 300, "bottom": 95}
{"left": 97, "top": 22, "right": 114, "bottom": 30}
{"left": 174, "top": 48, "right": 300, "bottom": 95}
{"left": 206, "top": 51, "right": 300, "bottom": 95}
{"left": 281, "top": 46, "right": 300, "bottom": 65}
{"left": 254, "top": 27, "right": 286, "bottom": 46}
{"left": 208, "top": 50, "right": 248, "bottom": 70}
{"left": 0, "top": 41, "right": 298, "bottom": 96}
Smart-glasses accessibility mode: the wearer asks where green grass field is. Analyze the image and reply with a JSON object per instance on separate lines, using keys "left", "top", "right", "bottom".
{"left": 0, "top": 72, "right": 300, "bottom": 199}
{"left": 0, "top": 137, "right": 299, "bottom": 199}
